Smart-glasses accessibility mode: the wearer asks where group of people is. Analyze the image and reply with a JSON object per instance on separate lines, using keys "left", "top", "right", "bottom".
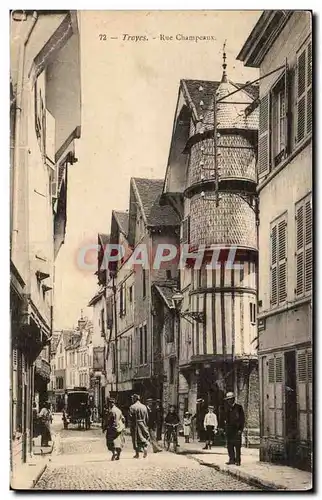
{"left": 102, "top": 391, "right": 245, "bottom": 466}
{"left": 102, "top": 395, "right": 181, "bottom": 461}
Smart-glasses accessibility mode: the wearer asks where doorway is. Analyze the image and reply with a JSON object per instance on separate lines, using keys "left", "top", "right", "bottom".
{"left": 284, "top": 350, "right": 297, "bottom": 463}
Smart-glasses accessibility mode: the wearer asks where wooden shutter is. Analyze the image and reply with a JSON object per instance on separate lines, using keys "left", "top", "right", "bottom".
{"left": 278, "top": 219, "right": 287, "bottom": 303}
{"left": 297, "top": 49, "right": 306, "bottom": 143}
{"left": 307, "top": 350, "right": 312, "bottom": 383}
{"left": 298, "top": 351, "right": 307, "bottom": 382}
{"left": 305, "top": 198, "right": 312, "bottom": 293}
{"left": 275, "top": 356, "right": 283, "bottom": 436}
{"left": 123, "top": 283, "right": 126, "bottom": 315}
{"left": 296, "top": 203, "right": 305, "bottom": 296}
{"left": 307, "top": 41, "right": 312, "bottom": 135}
{"left": 268, "top": 358, "right": 275, "bottom": 383}
{"left": 258, "top": 93, "right": 270, "bottom": 179}
{"left": 270, "top": 225, "right": 278, "bottom": 306}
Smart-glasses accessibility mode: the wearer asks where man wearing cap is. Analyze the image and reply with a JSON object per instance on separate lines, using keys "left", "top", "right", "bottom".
{"left": 129, "top": 394, "right": 150, "bottom": 458}
{"left": 203, "top": 405, "right": 218, "bottom": 450}
{"left": 223, "top": 392, "right": 245, "bottom": 466}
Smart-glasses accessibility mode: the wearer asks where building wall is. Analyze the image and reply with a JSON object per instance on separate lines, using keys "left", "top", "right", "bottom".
{"left": 254, "top": 11, "right": 312, "bottom": 470}
{"left": 258, "top": 145, "right": 312, "bottom": 318}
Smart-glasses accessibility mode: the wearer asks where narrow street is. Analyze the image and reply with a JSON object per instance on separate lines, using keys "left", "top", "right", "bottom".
{"left": 34, "top": 415, "right": 260, "bottom": 491}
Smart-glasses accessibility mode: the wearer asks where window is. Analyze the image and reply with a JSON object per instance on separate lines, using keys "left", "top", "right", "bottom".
{"left": 295, "top": 194, "right": 312, "bottom": 297}
{"left": 169, "top": 358, "right": 176, "bottom": 385}
{"left": 166, "top": 313, "right": 175, "bottom": 343}
{"left": 111, "top": 344, "right": 116, "bottom": 374}
{"left": 270, "top": 214, "right": 287, "bottom": 307}
{"left": 250, "top": 302, "right": 256, "bottom": 325}
{"left": 139, "top": 327, "right": 143, "bottom": 365}
{"left": 142, "top": 269, "right": 147, "bottom": 298}
{"left": 128, "top": 336, "right": 132, "bottom": 367}
{"left": 143, "top": 325, "right": 148, "bottom": 364}
{"left": 296, "top": 38, "right": 312, "bottom": 143}
{"left": 129, "top": 285, "right": 133, "bottom": 303}
{"left": 119, "top": 282, "right": 126, "bottom": 316}
{"left": 271, "top": 75, "right": 287, "bottom": 166}
{"left": 101, "top": 309, "right": 105, "bottom": 336}
{"left": 139, "top": 325, "right": 148, "bottom": 364}
{"left": 182, "top": 217, "right": 190, "bottom": 243}
{"left": 166, "top": 269, "right": 172, "bottom": 280}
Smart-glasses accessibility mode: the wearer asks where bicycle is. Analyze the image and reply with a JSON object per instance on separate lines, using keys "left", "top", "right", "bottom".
{"left": 164, "top": 423, "right": 179, "bottom": 453}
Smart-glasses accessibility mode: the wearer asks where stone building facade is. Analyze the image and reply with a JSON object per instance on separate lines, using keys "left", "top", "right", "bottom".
{"left": 10, "top": 10, "right": 81, "bottom": 471}
{"left": 102, "top": 178, "right": 180, "bottom": 413}
{"left": 238, "top": 10, "right": 312, "bottom": 470}
{"left": 161, "top": 68, "right": 260, "bottom": 440}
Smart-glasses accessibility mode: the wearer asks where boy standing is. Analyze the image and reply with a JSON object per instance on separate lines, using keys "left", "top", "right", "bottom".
{"left": 203, "top": 405, "right": 218, "bottom": 450}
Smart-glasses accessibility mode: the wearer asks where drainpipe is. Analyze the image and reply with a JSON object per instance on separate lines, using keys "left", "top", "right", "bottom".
{"left": 11, "top": 11, "right": 38, "bottom": 254}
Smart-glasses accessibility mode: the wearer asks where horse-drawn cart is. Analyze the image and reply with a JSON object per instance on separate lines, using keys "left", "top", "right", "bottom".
{"left": 62, "top": 387, "right": 91, "bottom": 430}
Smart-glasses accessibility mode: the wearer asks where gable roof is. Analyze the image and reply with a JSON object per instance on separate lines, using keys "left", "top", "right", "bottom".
{"left": 113, "top": 211, "right": 129, "bottom": 236}
{"left": 132, "top": 178, "right": 180, "bottom": 227}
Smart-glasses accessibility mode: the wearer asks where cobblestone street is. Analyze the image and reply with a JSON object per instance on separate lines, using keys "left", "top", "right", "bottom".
{"left": 34, "top": 424, "right": 260, "bottom": 491}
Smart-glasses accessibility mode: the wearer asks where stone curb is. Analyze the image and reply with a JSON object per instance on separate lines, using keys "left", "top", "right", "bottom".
{"left": 175, "top": 451, "right": 287, "bottom": 491}
{"left": 30, "top": 463, "right": 48, "bottom": 489}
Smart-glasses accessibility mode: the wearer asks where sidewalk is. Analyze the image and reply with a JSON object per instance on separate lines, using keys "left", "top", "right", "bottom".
{"left": 176, "top": 438, "right": 312, "bottom": 491}
{"left": 11, "top": 436, "right": 55, "bottom": 490}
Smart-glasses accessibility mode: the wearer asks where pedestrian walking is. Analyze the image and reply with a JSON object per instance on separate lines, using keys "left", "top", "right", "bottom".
{"left": 128, "top": 394, "right": 150, "bottom": 459}
{"left": 102, "top": 398, "right": 125, "bottom": 461}
{"left": 155, "top": 399, "right": 163, "bottom": 441}
{"left": 38, "top": 402, "right": 52, "bottom": 447}
{"left": 183, "top": 412, "right": 192, "bottom": 443}
{"left": 223, "top": 392, "right": 245, "bottom": 466}
{"left": 203, "top": 405, "right": 218, "bottom": 450}
{"left": 146, "top": 398, "right": 163, "bottom": 453}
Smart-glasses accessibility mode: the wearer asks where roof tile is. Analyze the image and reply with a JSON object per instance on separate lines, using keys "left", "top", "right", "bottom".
{"left": 132, "top": 178, "right": 180, "bottom": 227}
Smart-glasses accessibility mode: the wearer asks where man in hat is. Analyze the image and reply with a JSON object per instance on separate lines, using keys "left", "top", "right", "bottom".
{"left": 203, "top": 405, "right": 218, "bottom": 450}
{"left": 223, "top": 392, "right": 245, "bottom": 466}
{"left": 102, "top": 398, "right": 125, "bottom": 461}
{"left": 146, "top": 398, "right": 163, "bottom": 453}
{"left": 128, "top": 394, "right": 150, "bottom": 458}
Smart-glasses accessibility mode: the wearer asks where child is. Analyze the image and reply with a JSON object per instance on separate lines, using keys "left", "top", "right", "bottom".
{"left": 203, "top": 405, "right": 218, "bottom": 450}
{"left": 183, "top": 412, "right": 192, "bottom": 443}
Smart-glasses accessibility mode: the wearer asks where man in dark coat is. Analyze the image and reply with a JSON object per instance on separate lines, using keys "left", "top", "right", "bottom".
{"left": 146, "top": 399, "right": 162, "bottom": 453}
{"left": 223, "top": 392, "right": 245, "bottom": 466}
{"left": 129, "top": 394, "right": 150, "bottom": 458}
